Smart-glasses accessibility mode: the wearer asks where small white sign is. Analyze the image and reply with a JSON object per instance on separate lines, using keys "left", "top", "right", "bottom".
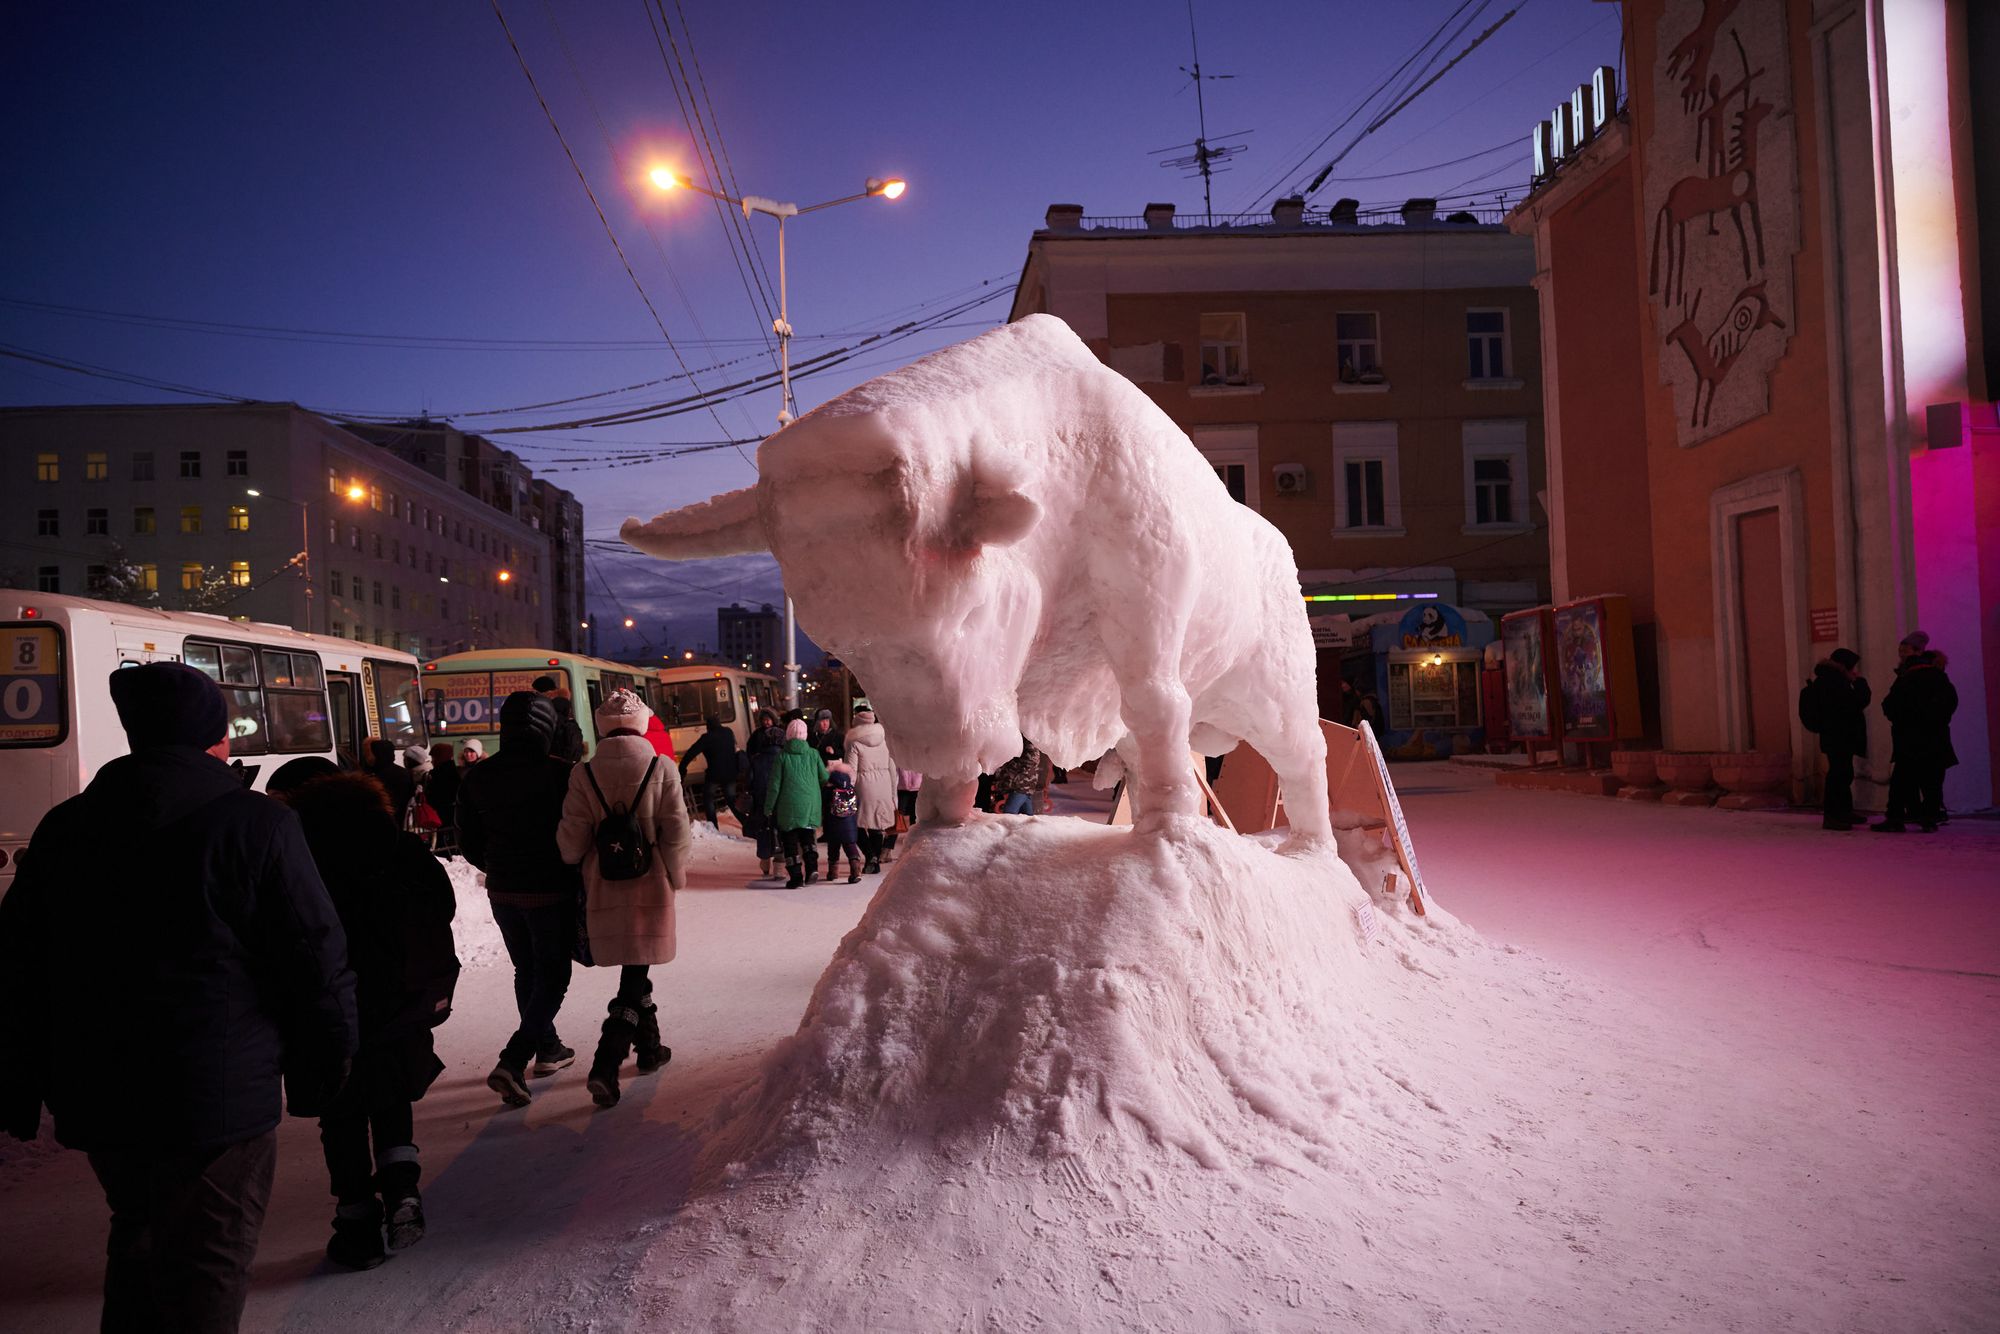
{"left": 1353, "top": 899, "right": 1379, "bottom": 947}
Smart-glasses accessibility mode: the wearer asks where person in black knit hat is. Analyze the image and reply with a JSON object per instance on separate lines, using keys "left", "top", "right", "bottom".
{"left": 1799, "top": 647, "right": 1870, "bottom": 831}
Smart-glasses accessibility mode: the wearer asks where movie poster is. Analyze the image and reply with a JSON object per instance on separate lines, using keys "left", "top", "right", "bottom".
{"left": 1554, "top": 600, "right": 1611, "bottom": 738}
{"left": 1502, "top": 613, "right": 1553, "bottom": 741}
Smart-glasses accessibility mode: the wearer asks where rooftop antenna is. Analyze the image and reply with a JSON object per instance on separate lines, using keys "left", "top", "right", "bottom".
{"left": 1150, "top": 0, "right": 1248, "bottom": 224}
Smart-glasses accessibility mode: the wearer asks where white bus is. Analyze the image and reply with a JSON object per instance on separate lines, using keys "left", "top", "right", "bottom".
{"left": 0, "top": 590, "right": 426, "bottom": 895}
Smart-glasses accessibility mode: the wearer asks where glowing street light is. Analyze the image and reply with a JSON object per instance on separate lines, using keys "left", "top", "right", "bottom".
{"left": 346, "top": 484, "right": 366, "bottom": 502}
{"left": 647, "top": 164, "right": 906, "bottom": 710}
{"left": 622, "top": 617, "right": 636, "bottom": 629}
{"left": 497, "top": 570, "right": 512, "bottom": 583}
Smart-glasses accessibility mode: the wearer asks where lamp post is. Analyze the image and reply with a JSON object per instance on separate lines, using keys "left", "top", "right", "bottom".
{"left": 244, "top": 488, "right": 316, "bottom": 633}
{"left": 649, "top": 167, "right": 906, "bottom": 710}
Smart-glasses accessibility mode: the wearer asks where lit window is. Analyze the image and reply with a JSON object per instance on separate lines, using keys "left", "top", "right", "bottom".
{"left": 134, "top": 506, "right": 156, "bottom": 534}
{"left": 181, "top": 563, "right": 204, "bottom": 591}
{"left": 228, "top": 561, "right": 252, "bottom": 588}
{"left": 86, "top": 452, "right": 108, "bottom": 481}
{"left": 1466, "top": 309, "right": 1509, "bottom": 380}
{"left": 227, "top": 505, "right": 250, "bottom": 533}
{"left": 132, "top": 452, "right": 154, "bottom": 481}
{"left": 180, "top": 505, "right": 202, "bottom": 535}
{"left": 36, "top": 509, "right": 58, "bottom": 537}
{"left": 179, "top": 451, "right": 202, "bottom": 479}
{"left": 36, "top": 453, "right": 58, "bottom": 482}
{"left": 1335, "top": 312, "right": 1382, "bottom": 380}
{"left": 226, "top": 450, "right": 249, "bottom": 477}
{"left": 139, "top": 564, "right": 157, "bottom": 592}
{"left": 369, "top": 484, "right": 382, "bottom": 511}
{"left": 1198, "top": 312, "right": 1249, "bottom": 385}
{"left": 86, "top": 508, "right": 108, "bottom": 536}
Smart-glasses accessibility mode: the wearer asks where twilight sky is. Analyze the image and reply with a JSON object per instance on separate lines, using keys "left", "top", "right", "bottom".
{"left": 1, "top": 0, "right": 1619, "bottom": 658}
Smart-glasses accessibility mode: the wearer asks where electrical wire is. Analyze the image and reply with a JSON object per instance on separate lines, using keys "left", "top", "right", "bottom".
{"left": 672, "top": 0, "right": 782, "bottom": 310}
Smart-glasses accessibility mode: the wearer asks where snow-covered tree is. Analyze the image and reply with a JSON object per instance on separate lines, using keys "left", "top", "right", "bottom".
{"left": 93, "top": 544, "right": 160, "bottom": 607}
{"left": 179, "top": 564, "right": 241, "bottom": 612}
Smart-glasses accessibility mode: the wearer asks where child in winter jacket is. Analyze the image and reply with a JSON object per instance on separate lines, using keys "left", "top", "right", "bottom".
{"left": 764, "top": 718, "right": 829, "bottom": 888}
{"left": 824, "top": 762, "right": 865, "bottom": 884}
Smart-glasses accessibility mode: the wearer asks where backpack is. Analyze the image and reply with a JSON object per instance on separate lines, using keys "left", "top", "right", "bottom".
{"left": 583, "top": 756, "right": 660, "bottom": 881}
{"left": 1797, "top": 680, "right": 1823, "bottom": 734}
{"left": 830, "top": 784, "right": 859, "bottom": 819}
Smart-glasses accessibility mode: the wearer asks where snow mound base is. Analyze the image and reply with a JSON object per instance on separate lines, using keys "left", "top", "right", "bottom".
{"left": 706, "top": 814, "right": 1465, "bottom": 1178}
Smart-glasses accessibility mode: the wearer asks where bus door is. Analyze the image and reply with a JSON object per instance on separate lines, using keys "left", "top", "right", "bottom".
{"left": 327, "top": 672, "right": 362, "bottom": 769}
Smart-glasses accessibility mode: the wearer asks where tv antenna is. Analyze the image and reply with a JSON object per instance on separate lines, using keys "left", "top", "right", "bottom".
{"left": 1150, "top": 0, "right": 1248, "bottom": 224}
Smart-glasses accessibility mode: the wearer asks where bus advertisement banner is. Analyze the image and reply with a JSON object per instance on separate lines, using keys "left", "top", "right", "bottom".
{"left": 1, "top": 625, "right": 65, "bottom": 744}
{"left": 425, "top": 669, "right": 549, "bottom": 733}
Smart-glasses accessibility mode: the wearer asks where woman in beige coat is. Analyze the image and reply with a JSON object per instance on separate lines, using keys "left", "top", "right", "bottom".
{"left": 843, "top": 705, "right": 899, "bottom": 874}
{"left": 557, "top": 688, "right": 691, "bottom": 1107}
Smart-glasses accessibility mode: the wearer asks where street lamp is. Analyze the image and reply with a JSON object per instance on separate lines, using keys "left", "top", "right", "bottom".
{"left": 649, "top": 166, "right": 906, "bottom": 710}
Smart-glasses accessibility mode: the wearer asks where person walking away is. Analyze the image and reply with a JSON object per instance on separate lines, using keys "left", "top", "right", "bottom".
{"left": 766, "top": 719, "right": 829, "bottom": 888}
{"left": 534, "top": 674, "right": 587, "bottom": 763}
{"left": 990, "top": 739, "right": 1044, "bottom": 815}
{"left": 456, "top": 693, "right": 580, "bottom": 1106}
{"left": 266, "top": 759, "right": 459, "bottom": 1270}
{"left": 1799, "top": 648, "right": 1869, "bottom": 830}
{"left": 424, "top": 742, "right": 462, "bottom": 854}
{"left": 743, "top": 711, "right": 783, "bottom": 879}
{"left": 678, "top": 714, "right": 743, "bottom": 829}
{"left": 1876, "top": 638, "right": 1958, "bottom": 833}
{"left": 558, "top": 689, "right": 690, "bottom": 1107}
{"left": 0, "top": 663, "right": 356, "bottom": 1333}
{"left": 366, "top": 738, "right": 415, "bottom": 819}
{"left": 843, "top": 706, "right": 898, "bottom": 873}
{"left": 824, "top": 762, "right": 865, "bottom": 883}
{"left": 882, "top": 765, "right": 922, "bottom": 864}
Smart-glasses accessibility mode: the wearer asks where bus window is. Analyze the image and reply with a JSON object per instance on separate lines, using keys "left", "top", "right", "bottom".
{"left": 0, "top": 623, "right": 68, "bottom": 748}
{"left": 327, "top": 675, "right": 360, "bottom": 768}
{"left": 586, "top": 678, "right": 604, "bottom": 716}
{"left": 260, "top": 652, "right": 332, "bottom": 753}
{"left": 187, "top": 638, "right": 267, "bottom": 755}
{"left": 705, "top": 677, "right": 736, "bottom": 725}
{"left": 261, "top": 649, "right": 295, "bottom": 688}
{"left": 371, "top": 659, "right": 426, "bottom": 749}
{"left": 183, "top": 642, "right": 220, "bottom": 677}
{"left": 601, "top": 670, "right": 636, "bottom": 697}
{"left": 219, "top": 645, "right": 257, "bottom": 687}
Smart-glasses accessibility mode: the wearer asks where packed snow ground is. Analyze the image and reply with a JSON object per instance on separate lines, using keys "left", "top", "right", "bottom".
{"left": 1, "top": 769, "right": 1995, "bottom": 1332}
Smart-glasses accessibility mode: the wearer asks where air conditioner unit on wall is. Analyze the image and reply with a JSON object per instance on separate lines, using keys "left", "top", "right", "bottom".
{"left": 1273, "top": 463, "right": 1309, "bottom": 495}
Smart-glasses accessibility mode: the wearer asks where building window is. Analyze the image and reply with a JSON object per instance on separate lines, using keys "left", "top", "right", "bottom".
{"left": 440, "top": 599, "right": 448, "bottom": 619}
{"left": 86, "top": 508, "right": 109, "bottom": 536}
{"left": 1191, "top": 425, "right": 1261, "bottom": 510}
{"left": 36, "top": 509, "right": 59, "bottom": 537}
{"left": 37, "top": 566, "right": 59, "bottom": 593}
{"left": 351, "top": 575, "right": 364, "bottom": 599}
{"left": 369, "top": 484, "right": 382, "bottom": 512}
{"left": 1199, "top": 313, "right": 1249, "bottom": 385}
{"left": 227, "top": 505, "right": 250, "bottom": 533}
{"left": 181, "top": 563, "right": 204, "bottom": 592}
{"left": 331, "top": 620, "right": 345, "bottom": 638}
{"left": 86, "top": 564, "right": 108, "bottom": 593}
{"left": 329, "top": 567, "right": 342, "bottom": 594}
{"left": 139, "top": 564, "right": 157, "bottom": 592}
{"left": 1332, "top": 422, "right": 1401, "bottom": 532}
{"left": 373, "top": 534, "right": 383, "bottom": 559}
{"left": 391, "top": 539, "right": 400, "bottom": 564}
{"left": 132, "top": 452, "right": 154, "bottom": 482}
{"left": 1466, "top": 309, "right": 1509, "bottom": 380}
{"left": 328, "top": 517, "right": 339, "bottom": 544}
{"left": 226, "top": 450, "right": 249, "bottom": 477}
{"left": 134, "top": 506, "right": 156, "bottom": 535}
{"left": 372, "top": 581, "right": 383, "bottom": 606}
{"left": 349, "top": 524, "right": 361, "bottom": 550}
{"left": 391, "top": 586, "right": 402, "bottom": 610}
{"left": 179, "top": 451, "right": 202, "bottom": 479}
{"left": 1335, "top": 312, "right": 1382, "bottom": 380}
{"left": 36, "top": 453, "right": 58, "bottom": 482}
{"left": 1387, "top": 658, "right": 1482, "bottom": 730}
{"left": 86, "top": 452, "right": 108, "bottom": 482}
{"left": 180, "top": 505, "right": 202, "bottom": 535}
{"left": 440, "top": 558, "right": 449, "bottom": 579}
{"left": 228, "top": 560, "right": 252, "bottom": 588}
{"left": 1461, "top": 420, "right": 1531, "bottom": 531}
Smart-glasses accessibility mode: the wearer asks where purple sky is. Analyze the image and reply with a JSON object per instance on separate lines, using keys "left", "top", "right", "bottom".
{"left": 1, "top": 1, "right": 1619, "bottom": 656}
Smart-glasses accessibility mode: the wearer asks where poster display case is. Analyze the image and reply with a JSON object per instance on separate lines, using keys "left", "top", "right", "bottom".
{"left": 1550, "top": 594, "right": 1643, "bottom": 740}
{"left": 1499, "top": 607, "right": 1561, "bottom": 744}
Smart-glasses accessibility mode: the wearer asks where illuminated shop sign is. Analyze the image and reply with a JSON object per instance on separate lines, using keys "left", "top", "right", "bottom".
{"left": 1531, "top": 66, "right": 1619, "bottom": 179}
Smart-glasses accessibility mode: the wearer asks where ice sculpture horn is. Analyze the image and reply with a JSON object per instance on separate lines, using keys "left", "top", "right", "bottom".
{"left": 620, "top": 484, "right": 769, "bottom": 558}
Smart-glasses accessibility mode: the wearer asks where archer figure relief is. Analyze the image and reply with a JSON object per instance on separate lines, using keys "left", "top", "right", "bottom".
{"left": 1645, "top": 0, "right": 1798, "bottom": 446}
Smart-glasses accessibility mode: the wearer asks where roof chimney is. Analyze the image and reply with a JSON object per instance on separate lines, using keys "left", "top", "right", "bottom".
{"left": 1044, "top": 203, "right": 1084, "bottom": 232}
{"left": 1271, "top": 196, "right": 1306, "bottom": 227}
{"left": 1143, "top": 202, "right": 1176, "bottom": 231}
{"left": 1328, "top": 197, "right": 1360, "bottom": 225}
{"left": 1400, "top": 197, "right": 1437, "bottom": 226}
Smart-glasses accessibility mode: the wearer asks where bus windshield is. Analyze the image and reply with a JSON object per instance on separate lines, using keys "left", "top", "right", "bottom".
{"left": 372, "top": 660, "right": 427, "bottom": 749}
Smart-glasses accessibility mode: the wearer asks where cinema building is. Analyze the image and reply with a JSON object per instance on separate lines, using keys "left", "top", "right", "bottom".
{"left": 1505, "top": 0, "right": 1997, "bottom": 811}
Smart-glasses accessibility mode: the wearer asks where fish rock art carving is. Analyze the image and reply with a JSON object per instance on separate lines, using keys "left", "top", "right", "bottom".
{"left": 621, "top": 314, "right": 1335, "bottom": 848}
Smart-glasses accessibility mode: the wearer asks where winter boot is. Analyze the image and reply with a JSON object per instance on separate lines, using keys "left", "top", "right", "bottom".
{"left": 760, "top": 857, "right": 773, "bottom": 879}
{"left": 784, "top": 859, "right": 804, "bottom": 889}
{"left": 487, "top": 1057, "right": 531, "bottom": 1108}
{"left": 327, "top": 1199, "right": 387, "bottom": 1271}
{"left": 864, "top": 858, "right": 881, "bottom": 875}
{"left": 377, "top": 1155, "right": 425, "bottom": 1251}
{"left": 804, "top": 849, "right": 820, "bottom": 885}
{"left": 587, "top": 999, "right": 640, "bottom": 1108}
{"left": 1872, "top": 820, "right": 1907, "bottom": 833}
{"left": 847, "top": 856, "right": 862, "bottom": 885}
{"left": 532, "top": 1041, "right": 575, "bottom": 1077}
{"left": 634, "top": 996, "right": 672, "bottom": 1074}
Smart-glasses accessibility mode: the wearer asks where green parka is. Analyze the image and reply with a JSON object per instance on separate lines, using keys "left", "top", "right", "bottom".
{"left": 764, "top": 738, "right": 828, "bottom": 831}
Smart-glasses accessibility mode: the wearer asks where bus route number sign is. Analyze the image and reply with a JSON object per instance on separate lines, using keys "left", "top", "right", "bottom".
{"left": 1, "top": 626, "right": 64, "bottom": 743}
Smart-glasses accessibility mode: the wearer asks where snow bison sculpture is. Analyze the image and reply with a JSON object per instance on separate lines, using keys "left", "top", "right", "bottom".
{"left": 621, "top": 314, "right": 1331, "bottom": 845}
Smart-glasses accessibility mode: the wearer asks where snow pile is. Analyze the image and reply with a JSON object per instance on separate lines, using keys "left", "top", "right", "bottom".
{"left": 622, "top": 315, "right": 1331, "bottom": 840}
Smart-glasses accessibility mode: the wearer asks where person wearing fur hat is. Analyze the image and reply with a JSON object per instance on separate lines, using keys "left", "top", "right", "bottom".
{"left": 843, "top": 706, "right": 898, "bottom": 874}
{"left": 267, "top": 758, "right": 459, "bottom": 1270}
{"left": 0, "top": 663, "right": 356, "bottom": 1331}
{"left": 456, "top": 693, "right": 580, "bottom": 1107}
{"left": 766, "top": 718, "right": 829, "bottom": 888}
{"left": 1799, "top": 648, "right": 1870, "bottom": 830}
{"left": 1877, "top": 635, "right": 1958, "bottom": 833}
{"left": 558, "top": 688, "right": 691, "bottom": 1107}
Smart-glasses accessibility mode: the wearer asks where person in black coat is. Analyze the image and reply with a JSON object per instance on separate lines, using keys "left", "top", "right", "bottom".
{"left": 742, "top": 713, "right": 783, "bottom": 877}
{"left": 533, "top": 675, "right": 588, "bottom": 763}
{"left": 678, "top": 715, "right": 743, "bottom": 828}
{"left": 1800, "top": 648, "right": 1870, "bottom": 831}
{"left": 0, "top": 663, "right": 356, "bottom": 1334}
{"left": 268, "top": 760, "right": 459, "bottom": 1271}
{"left": 456, "top": 692, "right": 579, "bottom": 1106}
{"left": 1876, "top": 643, "right": 1959, "bottom": 833}
{"left": 808, "top": 708, "right": 845, "bottom": 850}
{"left": 366, "top": 738, "right": 415, "bottom": 820}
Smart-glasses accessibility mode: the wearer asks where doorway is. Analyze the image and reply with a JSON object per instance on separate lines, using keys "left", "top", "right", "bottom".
{"left": 1735, "top": 509, "right": 1792, "bottom": 756}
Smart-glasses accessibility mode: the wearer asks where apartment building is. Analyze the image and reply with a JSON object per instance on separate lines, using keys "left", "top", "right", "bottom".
{"left": 1, "top": 402, "right": 560, "bottom": 656}
{"left": 717, "top": 602, "right": 784, "bottom": 671}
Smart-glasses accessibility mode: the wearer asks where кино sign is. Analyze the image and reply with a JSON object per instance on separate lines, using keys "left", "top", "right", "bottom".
{"left": 1532, "top": 66, "right": 1618, "bottom": 179}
